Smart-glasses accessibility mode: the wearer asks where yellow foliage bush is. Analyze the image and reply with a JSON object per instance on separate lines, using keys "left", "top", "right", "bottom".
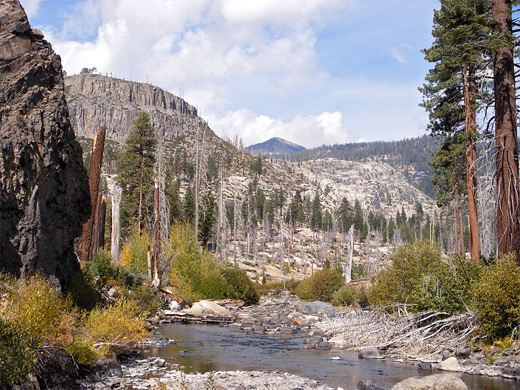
{"left": 2, "top": 275, "right": 76, "bottom": 348}
{"left": 120, "top": 231, "right": 151, "bottom": 274}
{"left": 85, "top": 299, "right": 147, "bottom": 354}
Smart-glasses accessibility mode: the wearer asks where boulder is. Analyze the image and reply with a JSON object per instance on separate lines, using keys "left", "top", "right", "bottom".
{"left": 390, "top": 374, "right": 467, "bottom": 390}
{"left": 0, "top": 0, "right": 90, "bottom": 287}
{"left": 455, "top": 348, "right": 470, "bottom": 359}
{"left": 357, "top": 379, "right": 390, "bottom": 390}
{"left": 358, "top": 348, "right": 383, "bottom": 359}
{"left": 297, "top": 301, "right": 336, "bottom": 316}
{"left": 437, "top": 357, "right": 462, "bottom": 372}
{"left": 182, "top": 300, "right": 232, "bottom": 318}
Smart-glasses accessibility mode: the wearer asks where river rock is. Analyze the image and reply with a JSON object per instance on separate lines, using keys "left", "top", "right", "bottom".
{"left": 437, "top": 357, "right": 462, "bottom": 372}
{"left": 0, "top": 0, "right": 90, "bottom": 286}
{"left": 183, "top": 300, "right": 232, "bottom": 318}
{"left": 358, "top": 348, "right": 383, "bottom": 359}
{"left": 357, "top": 379, "right": 390, "bottom": 390}
{"left": 455, "top": 348, "right": 470, "bottom": 359}
{"left": 390, "top": 374, "right": 467, "bottom": 390}
{"left": 298, "top": 301, "right": 336, "bottom": 316}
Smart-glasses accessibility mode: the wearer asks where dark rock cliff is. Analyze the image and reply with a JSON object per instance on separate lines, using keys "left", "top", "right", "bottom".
{"left": 0, "top": 0, "right": 90, "bottom": 286}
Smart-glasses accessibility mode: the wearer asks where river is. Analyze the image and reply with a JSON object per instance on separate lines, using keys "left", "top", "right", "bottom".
{"left": 143, "top": 323, "right": 520, "bottom": 389}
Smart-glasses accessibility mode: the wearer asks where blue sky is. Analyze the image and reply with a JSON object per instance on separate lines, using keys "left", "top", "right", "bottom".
{"left": 21, "top": 0, "right": 438, "bottom": 148}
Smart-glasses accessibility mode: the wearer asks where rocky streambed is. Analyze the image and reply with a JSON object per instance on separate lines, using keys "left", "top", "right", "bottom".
{"left": 79, "top": 292, "right": 520, "bottom": 390}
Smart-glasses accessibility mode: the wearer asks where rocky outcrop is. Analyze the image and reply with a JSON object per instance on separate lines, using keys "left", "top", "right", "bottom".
{"left": 65, "top": 74, "right": 201, "bottom": 142}
{"left": 0, "top": 0, "right": 90, "bottom": 286}
{"left": 390, "top": 374, "right": 467, "bottom": 390}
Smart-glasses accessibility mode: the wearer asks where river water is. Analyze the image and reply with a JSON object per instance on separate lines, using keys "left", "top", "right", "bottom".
{"left": 143, "top": 323, "right": 520, "bottom": 389}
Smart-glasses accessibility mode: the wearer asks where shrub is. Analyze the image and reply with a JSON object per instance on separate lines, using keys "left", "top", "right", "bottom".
{"left": 88, "top": 249, "right": 118, "bottom": 286}
{"left": 222, "top": 268, "right": 260, "bottom": 305}
{"left": 368, "top": 241, "right": 480, "bottom": 313}
{"left": 2, "top": 275, "right": 76, "bottom": 348}
{"left": 120, "top": 231, "right": 151, "bottom": 274}
{"left": 123, "top": 282, "right": 162, "bottom": 317}
{"left": 296, "top": 268, "right": 344, "bottom": 302}
{"left": 0, "top": 319, "right": 36, "bottom": 387}
{"left": 473, "top": 255, "right": 520, "bottom": 340}
{"left": 198, "top": 268, "right": 232, "bottom": 300}
{"left": 332, "top": 286, "right": 355, "bottom": 306}
{"left": 85, "top": 299, "right": 147, "bottom": 355}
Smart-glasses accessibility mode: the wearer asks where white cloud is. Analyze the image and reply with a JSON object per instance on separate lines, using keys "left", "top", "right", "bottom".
{"left": 387, "top": 43, "right": 412, "bottom": 64}
{"left": 208, "top": 109, "right": 350, "bottom": 148}
{"left": 21, "top": 0, "right": 42, "bottom": 17}
{"left": 41, "top": 0, "right": 348, "bottom": 117}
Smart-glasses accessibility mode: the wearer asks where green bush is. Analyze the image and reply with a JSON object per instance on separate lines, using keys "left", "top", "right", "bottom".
{"left": 0, "top": 319, "right": 36, "bottom": 387}
{"left": 198, "top": 268, "right": 233, "bottom": 300}
{"left": 123, "top": 282, "right": 162, "bottom": 317}
{"left": 296, "top": 268, "right": 344, "bottom": 302}
{"left": 222, "top": 268, "right": 260, "bottom": 305}
{"left": 89, "top": 249, "right": 118, "bottom": 286}
{"left": 473, "top": 255, "right": 520, "bottom": 340}
{"left": 368, "top": 241, "right": 480, "bottom": 313}
{"left": 332, "top": 286, "right": 355, "bottom": 306}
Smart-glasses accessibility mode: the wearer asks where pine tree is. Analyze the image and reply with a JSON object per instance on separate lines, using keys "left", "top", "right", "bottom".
{"left": 311, "top": 193, "right": 322, "bottom": 231}
{"left": 199, "top": 191, "right": 216, "bottom": 248}
{"left": 116, "top": 112, "right": 156, "bottom": 237}
{"left": 421, "top": 0, "right": 492, "bottom": 260}
{"left": 183, "top": 185, "right": 196, "bottom": 224}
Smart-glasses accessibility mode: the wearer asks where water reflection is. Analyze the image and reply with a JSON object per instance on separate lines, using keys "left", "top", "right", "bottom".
{"left": 143, "top": 323, "right": 520, "bottom": 390}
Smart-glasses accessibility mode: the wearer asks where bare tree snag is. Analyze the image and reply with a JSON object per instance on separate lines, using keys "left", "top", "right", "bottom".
{"left": 108, "top": 177, "right": 122, "bottom": 266}
{"left": 492, "top": 0, "right": 520, "bottom": 259}
{"left": 344, "top": 225, "right": 354, "bottom": 283}
{"left": 90, "top": 192, "right": 103, "bottom": 259}
{"left": 77, "top": 127, "right": 106, "bottom": 262}
{"left": 151, "top": 178, "right": 161, "bottom": 287}
{"left": 98, "top": 195, "right": 106, "bottom": 250}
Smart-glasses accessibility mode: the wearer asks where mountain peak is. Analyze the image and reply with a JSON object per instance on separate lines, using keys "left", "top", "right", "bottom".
{"left": 246, "top": 137, "right": 306, "bottom": 154}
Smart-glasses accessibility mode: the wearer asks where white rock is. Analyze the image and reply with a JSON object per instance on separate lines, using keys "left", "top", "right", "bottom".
{"left": 182, "top": 300, "right": 232, "bottom": 318}
{"left": 437, "top": 357, "right": 462, "bottom": 372}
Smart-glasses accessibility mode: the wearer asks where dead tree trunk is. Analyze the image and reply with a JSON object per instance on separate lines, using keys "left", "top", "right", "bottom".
{"left": 458, "top": 197, "right": 465, "bottom": 257}
{"left": 77, "top": 128, "right": 106, "bottom": 262}
{"left": 151, "top": 178, "right": 161, "bottom": 287}
{"left": 90, "top": 192, "right": 103, "bottom": 259}
{"left": 462, "top": 62, "right": 480, "bottom": 261}
{"left": 344, "top": 225, "right": 354, "bottom": 283}
{"left": 452, "top": 199, "right": 459, "bottom": 254}
{"left": 109, "top": 177, "right": 122, "bottom": 266}
{"left": 492, "top": 0, "right": 520, "bottom": 259}
{"left": 98, "top": 195, "right": 106, "bottom": 250}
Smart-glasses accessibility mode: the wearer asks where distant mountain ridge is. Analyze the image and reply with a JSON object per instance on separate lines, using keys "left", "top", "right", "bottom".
{"left": 246, "top": 137, "right": 306, "bottom": 154}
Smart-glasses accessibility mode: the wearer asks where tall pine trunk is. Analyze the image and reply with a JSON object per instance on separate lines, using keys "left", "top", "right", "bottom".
{"left": 462, "top": 62, "right": 480, "bottom": 261}
{"left": 492, "top": 0, "right": 520, "bottom": 259}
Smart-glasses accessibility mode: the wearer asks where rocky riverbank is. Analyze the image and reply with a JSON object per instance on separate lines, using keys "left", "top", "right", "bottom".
{"left": 77, "top": 292, "right": 520, "bottom": 390}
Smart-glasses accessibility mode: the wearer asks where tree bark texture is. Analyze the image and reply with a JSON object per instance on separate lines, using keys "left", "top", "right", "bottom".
{"left": 77, "top": 127, "right": 106, "bottom": 262}
{"left": 492, "top": 0, "right": 520, "bottom": 259}
{"left": 462, "top": 62, "right": 480, "bottom": 261}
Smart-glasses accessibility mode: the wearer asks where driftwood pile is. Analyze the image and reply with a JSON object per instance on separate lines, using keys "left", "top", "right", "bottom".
{"left": 318, "top": 304, "right": 479, "bottom": 358}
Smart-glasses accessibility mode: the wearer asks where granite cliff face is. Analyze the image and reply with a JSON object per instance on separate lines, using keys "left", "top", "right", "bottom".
{"left": 66, "top": 74, "right": 201, "bottom": 142}
{"left": 0, "top": 0, "right": 90, "bottom": 286}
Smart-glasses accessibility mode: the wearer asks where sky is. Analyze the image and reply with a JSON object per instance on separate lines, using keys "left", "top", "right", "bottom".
{"left": 21, "top": 0, "right": 439, "bottom": 148}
